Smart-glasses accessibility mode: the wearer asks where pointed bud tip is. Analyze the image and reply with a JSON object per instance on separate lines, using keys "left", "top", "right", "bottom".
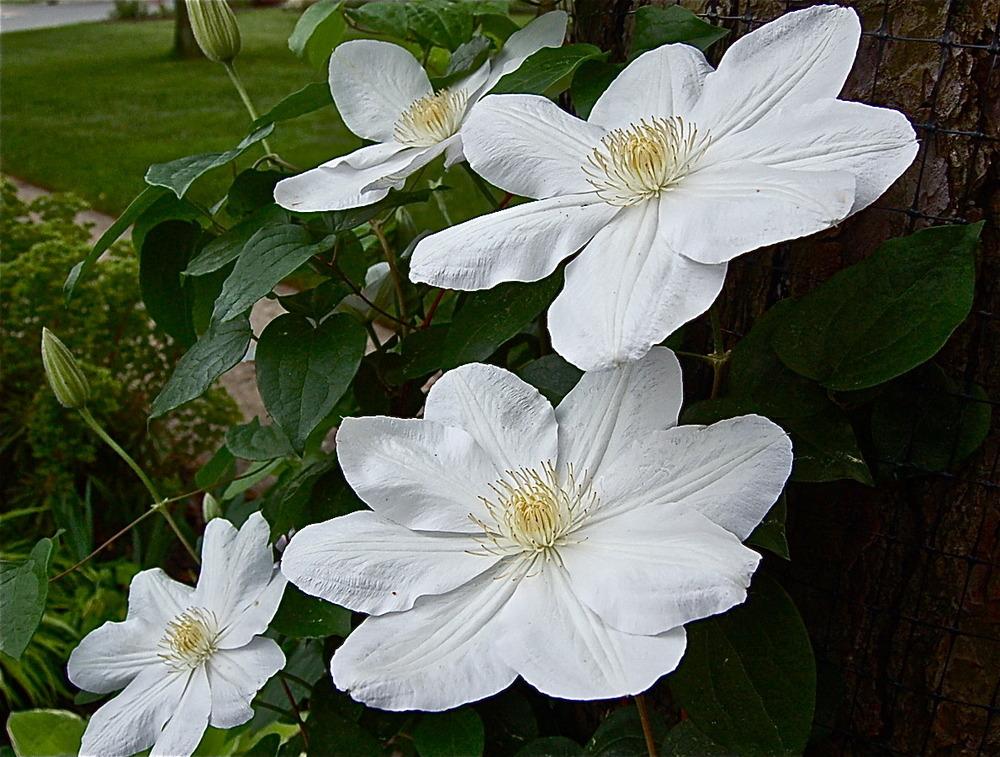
{"left": 186, "top": 0, "right": 242, "bottom": 64}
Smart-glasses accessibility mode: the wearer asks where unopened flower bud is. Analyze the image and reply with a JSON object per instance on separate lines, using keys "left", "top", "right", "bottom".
{"left": 187, "top": 0, "right": 242, "bottom": 64}
{"left": 41, "top": 328, "right": 90, "bottom": 409}
{"left": 202, "top": 492, "right": 223, "bottom": 522}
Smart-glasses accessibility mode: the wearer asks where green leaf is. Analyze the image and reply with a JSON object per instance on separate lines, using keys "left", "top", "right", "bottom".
{"left": 6, "top": 710, "right": 85, "bottom": 757}
{"left": 491, "top": 44, "right": 605, "bottom": 95}
{"left": 145, "top": 124, "right": 275, "bottom": 199}
{"left": 185, "top": 205, "right": 289, "bottom": 278}
{"left": 225, "top": 419, "right": 294, "bottom": 461}
{"left": 253, "top": 81, "right": 334, "bottom": 130}
{"left": 150, "top": 317, "right": 252, "bottom": 418}
{"left": 222, "top": 459, "right": 283, "bottom": 501}
{"left": 345, "top": 2, "right": 410, "bottom": 39}
{"left": 414, "top": 709, "right": 485, "bottom": 757}
{"left": 0, "top": 538, "right": 54, "bottom": 660}
{"left": 288, "top": 0, "right": 346, "bottom": 68}
{"left": 131, "top": 192, "right": 205, "bottom": 252}
{"left": 670, "top": 573, "right": 816, "bottom": 757}
{"left": 241, "top": 734, "right": 281, "bottom": 757}
{"left": 212, "top": 224, "right": 334, "bottom": 323}
{"left": 276, "top": 279, "right": 352, "bottom": 319}
{"left": 630, "top": 5, "right": 729, "bottom": 57}
{"left": 585, "top": 706, "right": 667, "bottom": 756}
{"left": 196, "top": 445, "right": 236, "bottom": 489}
{"left": 407, "top": 1, "right": 474, "bottom": 51}
{"left": 50, "top": 483, "right": 93, "bottom": 562}
{"left": 571, "top": 60, "right": 623, "bottom": 119}
{"left": 444, "top": 34, "right": 492, "bottom": 78}
{"left": 787, "top": 406, "right": 873, "bottom": 485}
{"left": 517, "top": 354, "right": 582, "bottom": 404}
{"left": 516, "top": 737, "right": 583, "bottom": 756}
{"left": 255, "top": 313, "right": 367, "bottom": 451}
{"left": 64, "top": 185, "right": 168, "bottom": 301}
{"left": 443, "top": 272, "right": 561, "bottom": 368}
{"left": 226, "top": 169, "right": 286, "bottom": 218}
{"left": 307, "top": 680, "right": 380, "bottom": 757}
{"left": 747, "top": 496, "right": 789, "bottom": 560}
{"left": 139, "top": 219, "right": 203, "bottom": 346}
{"left": 659, "top": 722, "right": 729, "bottom": 756}
{"left": 270, "top": 585, "right": 351, "bottom": 638}
{"left": 773, "top": 223, "right": 982, "bottom": 391}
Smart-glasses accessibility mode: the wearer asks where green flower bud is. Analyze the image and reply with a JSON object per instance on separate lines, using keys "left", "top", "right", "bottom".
{"left": 187, "top": 0, "right": 242, "bottom": 64}
{"left": 41, "top": 328, "right": 90, "bottom": 410}
{"left": 202, "top": 492, "right": 222, "bottom": 522}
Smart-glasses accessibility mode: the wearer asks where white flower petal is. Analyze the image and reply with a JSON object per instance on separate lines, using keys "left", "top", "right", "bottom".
{"left": 595, "top": 415, "right": 793, "bottom": 540}
{"left": 409, "top": 193, "right": 618, "bottom": 290}
{"left": 483, "top": 11, "right": 569, "bottom": 91}
{"left": 281, "top": 511, "right": 497, "bottom": 615}
{"left": 705, "top": 98, "right": 918, "bottom": 215}
{"left": 425, "top": 363, "right": 558, "bottom": 472}
{"left": 67, "top": 618, "right": 160, "bottom": 695}
{"left": 663, "top": 161, "right": 856, "bottom": 265}
{"left": 498, "top": 565, "right": 686, "bottom": 700}
{"left": 548, "top": 202, "right": 727, "bottom": 370}
{"left": 563, "top": 505, "right": 760, "bottom": 635}
{"left": 691, "top": 5, "right": 861, "bottom": 140}
{"left": 331, "top": 563, "right": 518, "bottom": 711}
{"left": 149, "top": 666, "right": 211, "bottom": 757}
{"left": 336, "top": 416, "right": 500, "bottom": 532}
{"left": 126, "top": 567, "right": 195, "bottom": 626}
{"left": 588, "top": 44, "right": 711, "bottom": 129}
{"left": 216, "top": 569, "right": 286, "bottom": 650}
{"left": 79, "top": 665, "right": 188, "bottom": 757}
{"left": 207, "top": 637, "right": 285, "bottom": 729}
{"left": 555, "top": 346, "right": 682, "bottom": 486}
{"left": 328, "top": 40, "right": 433, "bottom": 142}
{"left": 462, "top": 95, "right": 606, "bottom": 198}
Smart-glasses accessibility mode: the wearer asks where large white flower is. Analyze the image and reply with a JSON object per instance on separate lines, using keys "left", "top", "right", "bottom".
{"left": 68, "top": 513, "right": 287, "bottom": 757}
{"left": 273, "top": 11, "right": 568, "bottom": 212}
{"left": 410, "top": 5, "right": 919, "bottom": 370}
{"left": 281, "top": 348, "right": 792, "bottom": 711}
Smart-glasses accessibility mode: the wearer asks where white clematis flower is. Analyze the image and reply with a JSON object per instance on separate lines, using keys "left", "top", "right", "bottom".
{"left": 68, "top": 513, "right": 287, "bottom": 757}
{"left": 273, "top": 11, "right": 568, "bottom": 212}
{"left": 281, "top": 348, "right": 793, "bottom": 711}
{"left": 410, "top": 5, "right": 919, "bottom": 370}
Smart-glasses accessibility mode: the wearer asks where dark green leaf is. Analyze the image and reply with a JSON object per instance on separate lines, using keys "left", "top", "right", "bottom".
{"left": 517, "top": 354, "right": 582, "bottom": 404}
{"left": 308, "top": 680, "right": 381, "bottom": 757}
{"left": 630, "top": 5, "right": 729, "bottom": 57}
{"left": 211, "top": 224, "right": 334, "bottom": 323}
{"left": 773, "top": 223, "right": 983, "bottom": 391}
{"left": 571, "top": 60, "right": 624, "bottom": 119}
{"left": 445, "top": 34, "right": 492, "bottom": 78}
{"left": 64, "top": 185, "right": 168, "bottom": 301}
{"left": 255, "top": 313, "right": 367, "bottom": 451}
{"left": 226, "top": 169, "right": 286, "bottom": 218}
{"left": 145, "top": 124, "right": 275, "bottom": 199}
{"left": 223, "top": 459, "right": 283, "bottom": 501}
{"left": 388, "top": 324, "right": 448, "bottom": 383}
{"left": 139, "top": 220, "right": 202, "bottom": 346}
{"left": 131, "top": 192, "right": 204, "bottom": 252}
{"left": 414, "top": 709, "right": 485, "bottom": 757}
{"left": 253, "top": 81, "right": 334, "bottom": 130}
{"left": 0, "top": 538, "right": 54, "bottom": 659}
{"left": 184, "top": 205, "right": 289, "bottom": 278}
{"left": 150, "top": 317, "right": 252, "bottom": 418}
{"left": 289, "top": 0, "right": 346, "bottom": 68}
{"left": 276, "top": 279, "right": 352, "bottom": 319}
{"left": 517, "top": 737, "right": 583, "bottom": 756}
{"left": 6, "top": 710, "right": 85, "bottom": 757}
{"left": 262, "top": 457, "right": 359, "bottom": 536}
{"left": 195, "top": 445, "right": 236, "bottom": 489}
{"left": 346, "top": 2, "right": 410, "bottom": 39}
{"left": 51, "top": 483, "right": 93, "bottom": 562}
{"left": 443, "top": 272, "right": 561, "bottom": 368}
{"left": 479, "top": 689, "right": 538, "bottom": 755}
{"left": 671, "top": 574, "right": 816, "bottom": 757}
{"left": 225, "top": 418, "right": 294, "bottom": 461}
{"left": 659, "top": 722, "right": 729, "bottom": 756}
{"left": 242, "top": 734, "right": 281, "bottom": 757}
{"left": 407, "top": 1, "right": 474, "bottom": 50}
{"left": 270, "top": 584, "right": 351, "bottom": 638}
{"left": 747, "top": 496, "right": 789, "bottom": 560}
{"left": 787, "top": 407, "right": 873, "bottom": 485}
{"left": 585, "top": 706, "right": 667, "bottom": 756}
{"left": 491, "top": 44, "right": 605, "bottom": 95}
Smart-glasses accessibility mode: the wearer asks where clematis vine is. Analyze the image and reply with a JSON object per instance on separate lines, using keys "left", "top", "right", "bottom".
{"left": 410, "top": 5, "right": 919, "bottom": 370}
{"left": 68, "top": 513, "right": 286, "bottom": 757}
{"left": 281, "top": 348, "right": 793, "bottom": 711}
{"left": 273, "top": 11, "right": 568, "bottom": 212}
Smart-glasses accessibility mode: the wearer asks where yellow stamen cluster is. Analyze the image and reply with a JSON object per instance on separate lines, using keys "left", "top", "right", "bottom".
{"left": 158, "top": 608, "right": 219, "bottom": 670}
{"left": 393, "top": 89, "right": 469, "bottom": 147}
{"left": 583, "top": 116, "right": 710, "bottom": 206}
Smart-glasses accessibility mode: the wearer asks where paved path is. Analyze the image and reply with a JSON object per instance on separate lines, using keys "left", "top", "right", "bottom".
{"left": 0, "top": 2, "right": 118, "bottom": 32}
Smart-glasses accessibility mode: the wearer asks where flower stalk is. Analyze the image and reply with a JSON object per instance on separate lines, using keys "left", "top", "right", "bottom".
{"left": 634, "top": 694, "right": 659, "bottom": 757}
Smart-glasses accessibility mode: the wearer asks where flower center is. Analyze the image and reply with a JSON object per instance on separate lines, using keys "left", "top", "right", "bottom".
{"left": 393, "top": 89, "right": 469, "bottom": 147}
{"left": 471, "top": 462, "right": 596, "bottom": 559}
{"left": 158, "top": 608, "right": 219, "bottom": 670}
{"left": 583, "top": 116, "right": 711, "bottom": 206}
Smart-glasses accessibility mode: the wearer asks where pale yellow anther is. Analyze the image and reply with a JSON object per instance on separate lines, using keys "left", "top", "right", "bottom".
{"left": 393, "top": 89, "right": 469, "bottom": 147}
{"left": 158, "top": 608, "right": 219, "bottom": 670}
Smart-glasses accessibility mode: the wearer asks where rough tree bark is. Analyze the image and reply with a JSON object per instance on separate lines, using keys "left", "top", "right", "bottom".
{"left": 572, "top": 1, "right": 999, "bottom": 754}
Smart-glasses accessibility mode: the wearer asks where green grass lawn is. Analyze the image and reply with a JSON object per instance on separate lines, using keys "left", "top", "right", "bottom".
{"left": 0, "top": 9, "right": 359, "bottom": 214}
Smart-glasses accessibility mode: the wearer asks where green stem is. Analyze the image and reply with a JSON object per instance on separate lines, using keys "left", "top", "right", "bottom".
{"left": 223, "top": 61, "right": 275, "bottom": 156}
{"left": 708, "top": 306, "right": 727, "bottom": 400}
{"left": 462, "top": 163, "right": 500, "bottom": 210}
{"left": 634, "top": 695, "right": 659, "bottom": 757}
{"left": 371, "top": 220, "right": 410, "bottom": 333}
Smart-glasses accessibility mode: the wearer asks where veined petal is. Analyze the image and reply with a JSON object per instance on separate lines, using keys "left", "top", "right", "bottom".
{"left": 705, "top": 98, "right": 918, "bottom": 215}
{"left": 126, "top": 567, "right": 194, "bottom": 627}
{"left": 336, "top": 416, "right": 500, "bottom": 532}
{"left": 207, "top": 637, "right": 285, "bottom": 729}
{"left": 548, "top": 202, "right": 727, "bottom": 370}
{"left": 329, "top": 40, "right": 433, "bottom": 142}
{"left": 483, "top": 11, "right": 569, "bottom": 91}
{"left": 216, "top": 569, "right": 286, "bottom": 650}
{"left": 332, "top": 562, "right": 519, "bottom": 711}
{"left": 425, "top": 363, "right": 558, "bottom": 472}
{"left": 498, "top": 564, "right": 687, "bottom": 700}
{"left": 149, "top": 666, "right": 211, "bottom": 757}
{"left": 281, "top": 511, "right": 497, "bottom": 615}
{"left": 563, "top": 505, "right": 760, "bottom": 635}
{"left": 588, "top": 44, "right": 711, "bottom": 129}
{"left": 555, "top": 346, "right": 682, "bottom": 486}
{"left": 664, "top": 161, "right": 856, "bottom": 265}
{"left": 462, "top": 95, "right": 606, "bottom": 198}
{"left": 79, "top": 665, "right": 188, "bottom": 757}
{"left": 67, "top": 618, "right": 160, "bottom": 695}
{"left": 409, "top": 194, "right": 618, "bottom": 290}
{"left": 594, "top": 415, "right": 793, "bottom": 540}
{"left": 691, "top": 6, "right": 861, "bottom": 140}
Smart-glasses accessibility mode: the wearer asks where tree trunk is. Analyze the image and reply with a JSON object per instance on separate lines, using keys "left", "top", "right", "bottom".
{"left": 572, "top": 1, "right": 999, "bottom": 754}
{"left": 173, "top": 0, "right": 204, "bottom": 60}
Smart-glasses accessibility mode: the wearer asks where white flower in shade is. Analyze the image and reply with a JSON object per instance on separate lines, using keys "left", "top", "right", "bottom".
{"left": 410, "top": 5, "right": 919, "bottom": 370}
{"left": 273, "top": 11, "right": 568, "bottom": 212}
{"left": 281, "top": 348, "right": 793, "bottom": 711}
{"left": 68, "top": 513, "right": 286, "bottom": 757}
